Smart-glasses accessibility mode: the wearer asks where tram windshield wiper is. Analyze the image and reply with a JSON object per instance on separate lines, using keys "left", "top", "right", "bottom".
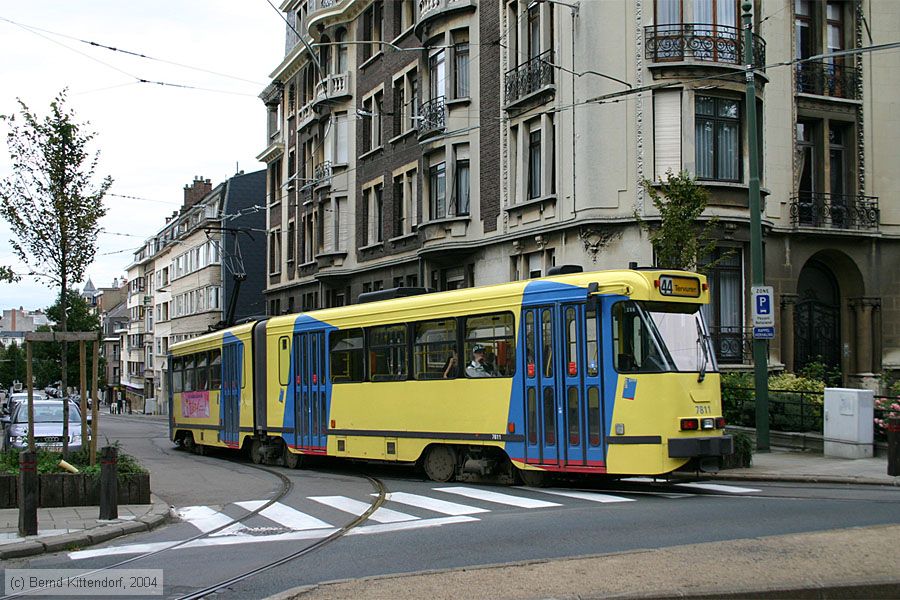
{"left": 697, "top": 319, "right": 709, "bottom": 383}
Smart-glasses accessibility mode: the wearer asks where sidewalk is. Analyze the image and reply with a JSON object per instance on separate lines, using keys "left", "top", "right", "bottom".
{"left": 0, "top": 496, "right": 170, "bottom": 560}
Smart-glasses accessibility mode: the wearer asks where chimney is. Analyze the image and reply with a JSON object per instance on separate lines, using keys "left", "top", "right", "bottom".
{"left": 183, "top": 176, "right": 212, "bottom": 209}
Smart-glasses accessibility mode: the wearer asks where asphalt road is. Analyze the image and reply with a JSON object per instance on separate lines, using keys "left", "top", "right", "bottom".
{"left": 5, "top": 415, "right": 900, "bottom": 599}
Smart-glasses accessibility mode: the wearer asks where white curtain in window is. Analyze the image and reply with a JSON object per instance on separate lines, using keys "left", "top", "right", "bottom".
{"left": 658, "top": 0, "right": 681, "bottom": 24}
{"left": 695, "top": 118, "right": 715, "bottom": 179}
{"left": 717, "top": 121, "right": 740, "bottom": 180}
{"left": 654, "top": 89, "right": 682, "bottom": 178}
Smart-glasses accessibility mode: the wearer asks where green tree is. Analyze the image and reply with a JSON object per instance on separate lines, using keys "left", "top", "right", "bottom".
{"left": 0, "top": 265, "right": 18, "bottom": 283}
{"left": 637, "top": 171, "right": 721, "bottom": 272}
{"left": 0, "top": 89, "right": 112, "bottom": 455}
{"left": 0, "top": 341, "right": 25, "bottom": 391}
{"left": 32, "top": 290, "right": 101, "bottom": 388}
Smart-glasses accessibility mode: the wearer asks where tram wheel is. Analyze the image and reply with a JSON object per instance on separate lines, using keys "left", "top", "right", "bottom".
{"left": 283, "top": 445, "right": 302, "bottom": 469}
{"left": 423, "top": 445, "right": 457, "bottom": 482}
{"left": 250, "top": 439, "right": 264, "bottom": 464}
{"left": 517, "top": 468, "right": 548, "bottom": 487}
{"left": 182, "top": 433, "right": 196, "bottom": 453}
{"left": 193, "top": 443, "right": 207, "bottom": 456}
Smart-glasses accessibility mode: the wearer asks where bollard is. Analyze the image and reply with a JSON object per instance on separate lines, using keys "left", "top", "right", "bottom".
{"left": 888, "top": 417, "right": 900, "bottom": 477}
{"left": 99, "top": 446, "right": 118, "bottom": 520}
{"left": 18, "top": 451, "right": 38, "bottom": 536}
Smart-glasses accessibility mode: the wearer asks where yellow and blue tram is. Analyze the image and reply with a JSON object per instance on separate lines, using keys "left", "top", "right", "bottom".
{"left": 168, "top": 268, "right": 733, "bottom": 482}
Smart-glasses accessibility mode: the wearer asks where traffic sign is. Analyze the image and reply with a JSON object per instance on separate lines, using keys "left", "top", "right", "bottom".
{"left": 753, "top": 326, "right": 775, "bottom": 339}
{"left": 751, "top": 286, "right": 774, "bottom": 328}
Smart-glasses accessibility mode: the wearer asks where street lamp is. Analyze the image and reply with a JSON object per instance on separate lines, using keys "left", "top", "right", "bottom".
{"left": 742, "top": 1, "right": 770, "bottom": 451}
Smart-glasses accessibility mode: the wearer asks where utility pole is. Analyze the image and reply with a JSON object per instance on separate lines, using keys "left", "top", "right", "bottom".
{"left": 742, "top": 1, "right": 769, "bottom": 451}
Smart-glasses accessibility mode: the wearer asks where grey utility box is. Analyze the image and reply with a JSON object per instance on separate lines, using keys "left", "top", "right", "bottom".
{"left": 824, "top": 388, "right": 874, "bottom": 459}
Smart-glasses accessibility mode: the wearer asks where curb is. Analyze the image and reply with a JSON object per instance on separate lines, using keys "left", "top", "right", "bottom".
{"left": 701, "top": 470, "right": 900, "bottom": 487}
{"left": 0, "top": 494, "right": 171, "bottom": 560}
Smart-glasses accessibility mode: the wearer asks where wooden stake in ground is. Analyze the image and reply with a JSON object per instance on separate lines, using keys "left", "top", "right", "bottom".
{"left": 91, "top": 339, "right": 100, "bottom": 466}
{"left": 80, "top": 340, "right": 88, "bottom": 449}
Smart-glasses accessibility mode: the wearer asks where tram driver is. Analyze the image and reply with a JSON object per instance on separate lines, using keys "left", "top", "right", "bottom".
{"left": 466, "top": 344, "right": 496, "bottom": 377}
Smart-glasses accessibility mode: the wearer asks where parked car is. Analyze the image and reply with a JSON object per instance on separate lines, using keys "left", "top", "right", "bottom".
{"left": 1, "top": 400, "right": 88, "bottom": 453}
{"left": 2, "top": 390, "right": 47, "bottom": 415}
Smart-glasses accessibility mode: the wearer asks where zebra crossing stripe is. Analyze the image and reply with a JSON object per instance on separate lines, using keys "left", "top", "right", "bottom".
{"left": 177, "top": 506, "right": 237, "bottom": 533}
{"left": 675, "top": 482, "right": 761, "bottom": 494}
{"left": 530, "top": 489, "right": 636, "bottom": 503}
{"left": 308, "top": 496, "right": 419, "bottom": 523}
{"left": 68, "top": 517, "right": 478, "bottom": 560}
{"left": 234, "top": 500, "right": 334, "bottom": 530}
{"left": 379, "top": 492, "right": 490, "bottom": 516}
{"left": 434, "top": 487, "right": 562, "bottom": 509}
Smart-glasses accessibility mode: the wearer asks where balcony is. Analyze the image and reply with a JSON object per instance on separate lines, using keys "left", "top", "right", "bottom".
{"left": 313, "top": 161, "right": 332, "bottom": 189}
{"left": 505, "top": 49, "right": 554, "bottom": 109}
{"left": 416, "top": 0, "right": 474, "bottom": 33}
{"left": 795, "top": 62, "right": 860, "bottom": 100}
{"left": 790, "top": 193, "right": 879, "bottom": 232}
{"left": 313, "top": 72, "right": 353, "bottom": 107}
{"left": 417, "top": 96, "right": 446, "bottom": 141}
{"left": 644, "top": 23, "right": 765, "bottom": 69}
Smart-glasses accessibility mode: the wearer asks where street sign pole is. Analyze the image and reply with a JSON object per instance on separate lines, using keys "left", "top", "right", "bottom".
{"left": 743, "top": 1, "right": 770, "bottom": 451}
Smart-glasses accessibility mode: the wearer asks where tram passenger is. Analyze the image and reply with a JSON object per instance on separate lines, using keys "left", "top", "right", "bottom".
{"left": 442, "top": 350, "right": 458, "bottom": 379}
{"left": 466, "top": 345, "right": 495, "bottom": 378}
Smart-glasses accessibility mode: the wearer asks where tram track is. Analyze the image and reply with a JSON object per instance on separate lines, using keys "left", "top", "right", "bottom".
{"left": 1, "top": 453, "right": 386, "bottom": 600}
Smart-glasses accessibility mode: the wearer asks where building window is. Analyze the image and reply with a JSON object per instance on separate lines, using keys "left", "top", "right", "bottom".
{"left": 453, "top": 144, "right": 470, "bottom": 216}
{"left": 392, "top": 69, "right": 419, "bottom": 137}
{"left": 429, "top": 50, "right": 446, "bottom": 101}
{"left": 335, "top": 28, "right": 348, "bottom": 72}
{"left": 701, "top": 248, "right": 744, "bottom": 363}
{"left": 269, "top": 229, "right": 281, "bottom": 274}
{"left": 287, "top": 221, "right": 295, "bottom": 264}
{"left": 361, "top": 91, "right": 384, "bottom": 153}
{"left": 528, "top": 128, "right": 542, "bottom": 199}
{"left": 695, "top": 96, "right": 741, "bottom": 182}
{"left": 360, "top": 1, "right": 383, "bottom": 63}
{"left": 453, "top": 40, "right": 469, "bottom": 99}
{"left": 393, "top": 168, "right": 416, "bottom": 236}
{"left": 374, "top": 185, "right": 384, "bottom": 243}
{"left": 429, "top": 161, "right": 447, "bottom": 220}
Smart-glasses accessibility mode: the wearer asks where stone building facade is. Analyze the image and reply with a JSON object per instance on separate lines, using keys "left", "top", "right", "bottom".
{"left": 259, "top": 0, "right": 900, "bottom": 388}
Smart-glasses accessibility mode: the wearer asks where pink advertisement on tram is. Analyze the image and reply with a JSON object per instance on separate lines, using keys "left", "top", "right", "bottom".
{"left": 182, "top": 391, "right": 210, "bottom": 418}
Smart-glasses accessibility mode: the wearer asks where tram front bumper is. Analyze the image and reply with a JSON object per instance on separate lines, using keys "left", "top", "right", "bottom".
{"left": 668, "top": 435, "right": 734, "bottom": 458}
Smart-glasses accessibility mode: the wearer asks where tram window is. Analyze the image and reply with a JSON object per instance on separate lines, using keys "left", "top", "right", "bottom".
{"left": 278, "top": 336, "right": 290, "bottom": 386}
{"left": 172, "top": 357, "right": 183, "bottom": 394}
{"left": 587, "top": 387, "right": 601, "bottom": 446}
{"left": 368, "top": 324, "right": 408, "bottom": 381}
{"left": 565, "top": 307, "right": 577, "bottom": 376}
{"left": 541, "top": 310, "right": 553, "bottom": 377}
{"left": 183, "top": 355, "right": 195, "bottom": 392}
{"left": 567, "top": 387, "right": 580, "bottom": 445}
{"left": 196, "top": 353, "right": 209, "bottom": 391}
{"left": 543, "top": 387, "right": 556, "bottom": 444}
{"left": 413, "top": 319, "right": 458, "bottom": 380}
{"left": 330, "top": 329, "right": 364, "bottom": 383}
{"left": 527, "top": 388, "right": 537, "bottom": 444}
{"left": 464, "top": 312, "right": 516, "bottom": 378}
{"left": 209, "top": 350, "right": 222, "bottom": 389}
{"left": 525, "top": 312, "right": 536, "bottom": 378}
{"left": 612, "top": 301, "right": 670, "bottom": 373}
{"left": 585, "top": 306, "right": 599, "bottom": 376}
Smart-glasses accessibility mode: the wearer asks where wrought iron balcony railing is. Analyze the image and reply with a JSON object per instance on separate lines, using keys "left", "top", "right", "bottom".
{"left": 709, "top": 326, "right": 752, "bottom": 365}
{"left": 504, "top": 49, "right": 554, "bottom": 107}
{"left": 795, "top": 61, "right": 860, "bottom": 100}
{"left": 417, "top": 95, "right": 446, "bottom": 139}
{"left": 313, "top": 161, "right": 332, "bottom": 186}
{"left": 644, "top": 23, "right": 765, "bottom": 69}
{"left": 790, "top": 193, "right": 879, "bottom": 231}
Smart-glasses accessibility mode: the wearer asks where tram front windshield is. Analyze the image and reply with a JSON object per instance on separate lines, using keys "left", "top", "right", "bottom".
{"left": 612, "top": 301, "right": 718, "bottom": 375}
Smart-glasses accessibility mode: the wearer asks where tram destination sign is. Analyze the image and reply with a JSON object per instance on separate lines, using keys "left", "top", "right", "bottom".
{"left": 657, "top": 275, "right": 701, "bottom": 298}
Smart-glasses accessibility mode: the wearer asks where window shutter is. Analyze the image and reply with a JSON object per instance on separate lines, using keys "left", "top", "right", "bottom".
{"left": 653, "top": 90, "right": 682, "bottom": 179}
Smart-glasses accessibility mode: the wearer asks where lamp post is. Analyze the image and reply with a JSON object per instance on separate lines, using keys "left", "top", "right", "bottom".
{"left": 742, "top": 1, "right": 769, "bottom": 451}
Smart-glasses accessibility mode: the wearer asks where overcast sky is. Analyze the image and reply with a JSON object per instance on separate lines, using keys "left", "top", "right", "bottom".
{"left": 0, "top": 1, "right": 284, "bottom": 312}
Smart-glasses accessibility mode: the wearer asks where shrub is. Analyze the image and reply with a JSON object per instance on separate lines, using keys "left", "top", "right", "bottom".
{"left": 0, "top": 444, "right": 146, "bottom": 478}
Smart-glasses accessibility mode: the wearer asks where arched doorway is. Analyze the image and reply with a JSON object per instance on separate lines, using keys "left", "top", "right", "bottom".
{"left": 794, "top": 259, "right": 841, "bottom": 372}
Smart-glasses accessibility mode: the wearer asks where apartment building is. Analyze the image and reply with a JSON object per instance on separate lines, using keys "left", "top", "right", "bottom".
{"left": 122, "top": 171, "right": 267, "bottom": 412}
{"left": 260, "top": 0, "right": 900, "bottom": 388}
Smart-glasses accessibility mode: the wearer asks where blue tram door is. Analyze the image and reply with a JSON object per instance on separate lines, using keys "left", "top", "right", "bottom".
{"left": 221, "top": 342, "right": 243, "bottom": 445}
{"left": 560, "top": 303, "right": 606, "bottom": 467}
{"left": 295, "top": 331, "right": 328, "bottom": 451}
{"left": 522, "top": 307, "right": 559, "bottom": 466}
{"left": 522, "top": 304, "right": 606, "bottom": 469}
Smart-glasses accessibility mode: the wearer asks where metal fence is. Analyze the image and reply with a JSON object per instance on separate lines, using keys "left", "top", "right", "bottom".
{"left": 722, "top": 385, "right": 898, "bottom": 442}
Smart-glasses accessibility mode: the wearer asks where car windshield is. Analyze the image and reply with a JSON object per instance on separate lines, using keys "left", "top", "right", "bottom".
{"left": 14, "top": 404, "right": 82, "bottom": 423}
